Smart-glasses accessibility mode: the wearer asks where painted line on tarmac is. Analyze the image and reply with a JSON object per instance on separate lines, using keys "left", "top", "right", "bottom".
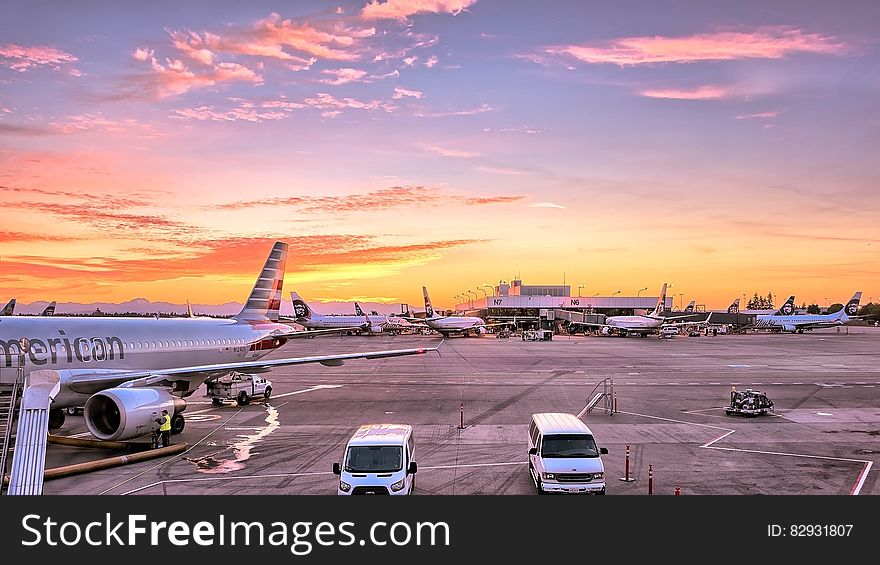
{"left": 271, "top": 384, "right": 343, "bottom": 399}
{"left": 616, "top": 410, "right": 872, "bottom": 496}
{"left": 421, "top": 461, "right": 526, "bottom": 471}
{"left": 120, "top": 471, "right": 332, "bottom": 495}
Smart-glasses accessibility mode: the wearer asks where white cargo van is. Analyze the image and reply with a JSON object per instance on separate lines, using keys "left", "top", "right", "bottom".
{"left": 528, "top": 413, "right": 608, "bottom": 494}
{"left": 332, "top": 424, "right": 417, "bottom": 495}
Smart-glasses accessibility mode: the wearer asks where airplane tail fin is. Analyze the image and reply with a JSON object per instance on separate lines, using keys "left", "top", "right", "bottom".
{"left": 41, "top": 300, "right": 56, "bottom": 316}
{"left": 727, "top": 298, "right": 740, "bottom": 314}
{"left": 235, "top": 241, "right": 287, "bottom": 322}
{"left": 683, "top": 300, "right": 695, "bottom": 314}
{"left": 289, "top": 291, "right": 314, "bottom": 319}
{"left": 1, "top": 299, "right": 15, "bottom": 316}
{"left": 354, "top": 302, "right": 365, "bottom": 317}
{"left": 773, "top": 296, "right": 795, "bottom": 316}
{"left": 842, "top": 291, "right": 862, "bottom": 318}
{"left": 423, "top": 286, "right": 436, "bottom": 318}
{"left": 186, "top": 300, "right": 194, "bottom": 318}
{"left": 649, "top": 283, "right": 668, "bottom": 317}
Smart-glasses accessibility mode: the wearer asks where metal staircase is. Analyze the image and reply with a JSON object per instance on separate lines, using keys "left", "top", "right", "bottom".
{"left": 0, "top": 368, "right": 25, "bottom": 494}
{"left": 583, "top": 378, "right": 616, "bottom": 416}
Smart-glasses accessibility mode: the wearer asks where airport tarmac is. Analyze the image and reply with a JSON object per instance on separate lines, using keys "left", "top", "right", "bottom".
{"left": 42, "top": 327, "right": 880, "bottom": 495}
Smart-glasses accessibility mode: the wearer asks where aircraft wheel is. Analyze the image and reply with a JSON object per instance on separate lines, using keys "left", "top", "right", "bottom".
{"left": 48, "top": 408, "right": 65, "bottom": 430}
{"left": 171, "top": 414, "right": 185, "bottom": 435}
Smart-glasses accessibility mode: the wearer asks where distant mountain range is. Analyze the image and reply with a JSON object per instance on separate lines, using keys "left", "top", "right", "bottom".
{"left": 11, "top": 298, "right": 414, "bottom": 317}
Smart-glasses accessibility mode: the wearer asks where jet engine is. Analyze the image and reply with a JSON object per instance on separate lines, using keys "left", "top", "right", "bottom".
{"left": 369, "top": 325, "right": 384, "bottom": 334}
{"left": 84, "top": 387, "right": 186, "bottom": 441}
{"left": 781, "top": 324, "right": 797, "bottom": 333}
{"left": 477, "top": 327, "right": 487, "bottom": 334}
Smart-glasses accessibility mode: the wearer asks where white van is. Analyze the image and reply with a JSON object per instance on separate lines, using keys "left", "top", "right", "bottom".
{"left": 332, "top": 424, "right": 417, "bottom": 495}
{"left": 528, "top": 413, "right": 608, "bottom": 494}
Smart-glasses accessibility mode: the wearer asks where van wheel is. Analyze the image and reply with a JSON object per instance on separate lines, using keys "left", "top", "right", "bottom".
{"left": 211, "top": 398, "right": 223, "bottom": 406}
{"left": 236, "top": 391, "right": 249, "bottom": 406}
{"left": 264, "top": 386, "right": 272, "bottom": 400}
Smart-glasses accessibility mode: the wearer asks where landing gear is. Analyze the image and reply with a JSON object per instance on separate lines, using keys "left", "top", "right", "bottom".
{"left": 171, "top": 414, "right": 186, "bottom": 435}
{"left": 48, "top": 408, "right": 65, "bottom": 430}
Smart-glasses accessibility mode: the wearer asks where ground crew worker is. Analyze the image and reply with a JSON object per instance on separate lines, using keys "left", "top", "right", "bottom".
{"left": 159, "top": 409, "right": 172, "bottom": 447}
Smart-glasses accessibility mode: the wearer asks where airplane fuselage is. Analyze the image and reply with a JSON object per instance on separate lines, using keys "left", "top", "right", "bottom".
{"left": 425, "top": 316, "right": 487, "bottom": 333}
{"left": 605, "top": 316, "right": 664, "bottom": 332}
{"left": 755, "top": 312, "right": 847, "bottom": 332}
{"left": 297, "top": 314, "right": 412, "bottom": 333}
{"left": 0, "top": 316, "right": 291, "bottom": 406}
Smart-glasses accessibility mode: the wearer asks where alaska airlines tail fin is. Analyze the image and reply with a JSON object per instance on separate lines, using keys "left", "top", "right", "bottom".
{"left": 186, "top": 300, "right": 194, "bottom": 318}
{"left": 1, "top": 299, "right": 15, "bottom": 316}
{"left": 422, "top": 286, "right": 436, "bottom": 319}
{"left": 354, "top": 302, "right": 365, "bottom": 317}
{"left": 235, "top": 241, "right": 287, "bottom": 322}
{"left": 649, "top": 283, "right": 668, "bottom": 317}
{"left": 41, "top": 300, "right": 56, "bottom": 316}
{"left": 842, "top": 291, "right": 862, "bottom": 318}
{"left": 727, "top": 298, "right": 740, "bottom": 314}
{"left": 683, "top": 300, "right": 695, "bottom": 314}
{"left": 289, "top": 291, "right": 314, "bottom": 320}
{"left": 773, "top": 296, "right": 795, "bottom": 316}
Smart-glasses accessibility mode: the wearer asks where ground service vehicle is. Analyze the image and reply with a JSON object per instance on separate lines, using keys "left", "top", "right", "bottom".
{"left": 522, "top": 329, "right": 553, "bottom": 341}
{"left": 528, "top": 413, "right": 608, "bottom": 494}
{"left": 725, "top": 388, "right": 774, "bottom": 416}
{"left": 333, "top": 424, "right": 417, "bottom": 495}
{"left": 206, "top": 373, "right": 272, "bottom": 406}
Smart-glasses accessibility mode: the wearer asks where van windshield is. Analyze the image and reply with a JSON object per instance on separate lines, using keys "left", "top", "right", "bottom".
{"left": 344, "top": 446, "right": 403, "bottom": 472}
{"left": 541, "top": 434, "right": 599, "bottom": 458}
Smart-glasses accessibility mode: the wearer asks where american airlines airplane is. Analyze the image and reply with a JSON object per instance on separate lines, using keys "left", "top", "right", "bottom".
{"left": 0, "top": 242, "right": 437, "bottom": 441}
{"left": 755, "top": 292, "right": 864, "bottom": 333}
{"left": 588, "top": 283, "right": 698, "bottom": 337}
{"left": 288, "top": 292, "right": 416, "bottom": 335}
{"left": 419, "top": 286, "right": 502, "bottom": 337}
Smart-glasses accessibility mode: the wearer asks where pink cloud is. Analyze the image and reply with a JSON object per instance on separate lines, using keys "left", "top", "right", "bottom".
{"left": 424, "top": 55, "right": 439, "bottom": 67}
{"left": 423, "top": 145, "right": 479, "bottom": 158}
{"left": 415, "top": 103, "right": 495, "bottom": 117}
{"left": 735, "top": 110, "right": 780, "bottom": 120}
{"left": 318, "top": 67, "right": 368, "bottom": 85}
{"left": 0, "top": 44, "right": 78, "bottom": 72}
{"left": 639, "top": 85, "right": 730, "bottom": 100}
{"left": 303, "top": 92, "right": 397, "bottom": 113}
{"left": 172, "top": 97, "right": 305, "bottom": 121}
{"left": 145, "top": 57, "right": 261, "bottom": 98}
{"left": 132, "top": 47, "right": 154, "bottom": 61}
{"left": 545, "top": 26, "right": 848, "bottom": 66}
{"left": 49, "top": 113, "right": 160, "bottom": 135}
{"left": 166, "top": 13, "right": 374, "bottom": 67}
{"left": 475, "top": 165, "right": 529, "bottom": 176}
{"left": 361, "top": 0, "right": 478, "bottom": 20}
{"left": 392, "top": 86, "right": 423, "bottom": 99}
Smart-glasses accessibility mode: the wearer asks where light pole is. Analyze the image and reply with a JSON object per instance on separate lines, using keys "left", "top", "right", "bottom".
{"left": 637, "top": 287, "right": 648, "bottom": 298}
{"left": 678, "top": 293, "right": 684, "bottom": 310}
{"left": 612, "top": 290, "right": 621, "bottom": 297}
{"left": 477, "top": 287, "right": 487, "bottom": 300}
{"left": 467, "top": 290, "right": 477, "bottom": 309}
{"left": 483, "top": 283, "right": 495, "bottom": 297}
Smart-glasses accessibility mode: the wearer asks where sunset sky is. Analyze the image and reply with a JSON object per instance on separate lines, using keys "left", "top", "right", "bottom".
{"left": 1, "top": 0, "right": 878, "bottom": 310}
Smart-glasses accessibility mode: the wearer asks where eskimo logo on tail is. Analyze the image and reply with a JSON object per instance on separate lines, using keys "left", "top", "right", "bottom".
{"left": 845, "top": 292, "right": 862, "bottom": 317}
{"left": 776, "top": 296, "right": 795, "bottom": 316}
{"left": 422, "top": 286, "right": 435, "bottom": 318}
{"left": 236, "top": 241, "right": 288, "bottom": 322}
{"left": 727, "top": 298, "right": 740, "bottom": 314}
{"left": 354, "top": 302, "right": 365, "bottom": 317}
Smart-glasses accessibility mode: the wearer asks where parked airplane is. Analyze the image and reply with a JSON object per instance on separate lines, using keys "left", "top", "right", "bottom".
{"left": 41, "top": 301, "right": 56, "bottom": 316}
{"left": 417, "top": 286, "right": 506, "bottom": 337}
{"left": 755, "top": 292, "right": 864, "bottom": 333}
{"left": 682, "top": 300, "right": 695, "bottom": 314}
{"left": 587, "top": 283, "right": 699, "bottom": 337}
{"left": 288, "top": 293, "right": 415, "bottom": 335}
{"left": 0, "top": 242, "right": 437, "bottom": 440}
{"left": 727, "top": 298, "right": 741, "bottom": 314}
{"left": 1, "top": 299, "right": 15, "bottom": 316}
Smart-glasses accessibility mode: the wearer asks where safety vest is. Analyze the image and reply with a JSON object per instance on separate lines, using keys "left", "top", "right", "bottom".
{"left": 160, "top": 414, "right": 171, "bottom": 432}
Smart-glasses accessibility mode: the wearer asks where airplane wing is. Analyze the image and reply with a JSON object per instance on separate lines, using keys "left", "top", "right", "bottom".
{"left": 272, "top": 326, "right": 367, "bottom": 338}
{"left": 64, "top": 344, "right": 440, "bottom": 395}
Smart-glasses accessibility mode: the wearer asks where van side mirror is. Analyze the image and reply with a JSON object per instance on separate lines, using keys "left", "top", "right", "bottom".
{"left": 332, "top": 463, "right": 340, "bottom": 475}
{"left": 408, "top": 462, "right": 418, "bottom": 474}
{"left": 599, "top": 447, "right": 608, "bottom": 455}
{"left": 528, "top": 447, "right": 537, "bottom": 456}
